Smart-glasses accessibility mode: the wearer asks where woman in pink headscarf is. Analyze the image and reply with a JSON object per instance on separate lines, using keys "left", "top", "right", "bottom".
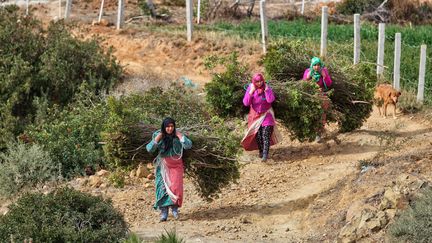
{"left": 241, "top": 73, "right": 281, "bottom": 161}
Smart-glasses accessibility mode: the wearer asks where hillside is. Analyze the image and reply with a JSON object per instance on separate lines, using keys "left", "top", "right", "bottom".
{"left": 2, "top": 0, "right": 432, "bottom": 241}
{"left": 63, "top": 23, "right": 432, "bottom": 243}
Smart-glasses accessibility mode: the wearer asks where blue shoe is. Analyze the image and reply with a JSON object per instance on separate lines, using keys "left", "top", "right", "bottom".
{"left": 160, "top": 207, "right": 168, "bottom": 222}
{"left": 261, "top": 154, "right": 268, "bottom": 162}
{"left": 171, "top": 206, "right": 179, "bottom": 220}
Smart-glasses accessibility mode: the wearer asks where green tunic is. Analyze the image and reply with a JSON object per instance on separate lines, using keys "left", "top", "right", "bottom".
{"left": 146, "top": 131, "right": 192, "bottom": 209}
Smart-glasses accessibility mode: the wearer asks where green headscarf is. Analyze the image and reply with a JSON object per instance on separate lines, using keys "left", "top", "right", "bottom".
{"left": 310, "top": 57, "right": 324, "bottom": 82}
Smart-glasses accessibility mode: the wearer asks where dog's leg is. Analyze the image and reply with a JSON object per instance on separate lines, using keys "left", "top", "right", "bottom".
{"left": 393, "top": 104, "right": 397, "bottom": 119}
{"left": 383, "top": 103, "right": 388, "bottom": 118}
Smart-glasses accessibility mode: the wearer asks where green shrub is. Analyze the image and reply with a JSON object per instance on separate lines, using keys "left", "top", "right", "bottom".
{"left": 123, "top": 233, "right": 143, "bottom": 243}
{"left": 0, "top": 8, "right": 121, "bottom": 149}
{"left": 388, "top": 188, "right": 432, "bottom": 242}
{"left": 155, "top": 229, "right": 185, "bottom": 243}
{"left": 204, "top": 52, "right": 250, "bottom": 118}
{"left": 0, "top": 142, "right": 58, "bottom": 197}
{"left": 38, "top": 22, "right": 121, "bottom": 106}
{"left": 0, "top": 187, "right": 128, "bottom": 242}
{"left": 108, "top": 169, "right": 126, "bottom": 188}
{"left": 25, "top": 86, "right": 107, "bottom": 178}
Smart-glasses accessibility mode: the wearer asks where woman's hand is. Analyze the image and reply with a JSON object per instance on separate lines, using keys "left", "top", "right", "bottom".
{"left": 307, "top": 70, "right": 312, "bottom": 80}
{"left": 154, "top": 133, "right": 163, "bottom": 143}
{"left": 321, "top": 71, "right": 326, "bottom": 80}
{"left": 176, "top": 131, "right": 183, "bottom": 140}
{"left": 249, "top": 83, "right": 256, "bottom": 95}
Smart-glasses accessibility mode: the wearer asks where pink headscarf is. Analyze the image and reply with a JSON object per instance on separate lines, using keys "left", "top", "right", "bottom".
{"left": 252, "top": 73, "right": 265, "bottom": 95}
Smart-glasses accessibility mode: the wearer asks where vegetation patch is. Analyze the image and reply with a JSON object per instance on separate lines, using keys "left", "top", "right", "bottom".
{"left": 388, "top": 188, "right": 432, "bottom": 242}
{"left": 0, "top": 7, "right": 121, "bottom": 150}
{"left": 0, "top": 187, "right": 128, "bottom": 242}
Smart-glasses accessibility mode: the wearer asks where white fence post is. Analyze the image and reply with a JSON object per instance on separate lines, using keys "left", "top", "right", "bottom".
{"left": 58, "top": 0, "right": 62, "bottom": 18}
{"left": 186, "top": 0, "right": 193, "bottom": 41}
{"left": 417, "top": 45, "right": 427, "bottom": 103}
{"left": 301, "top": 0, "right": 305, "bottom": 15}
{"left": 116, "top": 0, "right": 124, "bottom": 29}
{"left": 376, "top": 23, "right": 385, "bottom": 76}
{"left": 26, "top": 0, "right": 29, "bottom": 15}
{"left": 353, "top": 14, "right": 360, "bottom": 64}
{"left": 64, "top": 0, "right": 72, "bottom": 19}
{"left": 260, "top": 0, "right": 268, "bottom": 54}
{"left": 393, "top": 33, "right": 401, "bottom": 90}
{"left": 320, "top": 6, "right": 328, "bottom": 58}
{"left": 197, "top": 0, "right": 201, "bottom": 24}
{"left": 98, "top": 0, "right": 104, "bottom": 22}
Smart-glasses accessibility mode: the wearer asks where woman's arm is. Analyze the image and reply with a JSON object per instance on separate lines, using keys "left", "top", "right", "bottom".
{"left": 243, "top": 84, "right": 254, "bottom": 106}
{"left": 264, "top": 86, "right": 275, "bottom": 103}
{"left": 146, "top": 131, "right": 162, "bottom": 153}
{"left": 302, "top": 68, "right": 312, "bottom": 80}
{"left": 176, "top": 131, "right": 192, "bottom": 150}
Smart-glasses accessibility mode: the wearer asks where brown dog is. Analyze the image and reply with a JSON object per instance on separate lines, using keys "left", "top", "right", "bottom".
{"left": 374, "top": 84, "right": 401, "bottom": 119}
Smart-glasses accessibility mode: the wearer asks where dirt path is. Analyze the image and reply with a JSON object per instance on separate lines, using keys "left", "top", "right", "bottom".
{"left": 97, "top": 108, "right": 431, "bottom": 242}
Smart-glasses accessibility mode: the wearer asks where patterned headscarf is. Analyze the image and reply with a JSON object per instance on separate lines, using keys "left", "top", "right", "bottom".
{"left": 310, "top": 57, "right": 324, "bottom": 82}
{"left": 252, "top": 73, "right": 266, "bottom": 95}
{"left": 161, "top": 117, "right": 176, "bottom": 152}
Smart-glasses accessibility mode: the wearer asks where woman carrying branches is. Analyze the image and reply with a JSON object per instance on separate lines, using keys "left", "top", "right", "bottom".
{"left": 303, "top": 57, "right": 333, "bottom": 142}
{"left": 146, "top": 117, "right": 192, "bottom": 222}
{"left": 241, "top": 73, "right": 281, "bottom": 162}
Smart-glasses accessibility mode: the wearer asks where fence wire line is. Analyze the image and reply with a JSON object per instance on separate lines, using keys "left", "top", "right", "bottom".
{"left": 198, "top": 22, "right": 428, "bottom": 49}
{"left": 195, "top": 23, "right": 431, "bottom": 92}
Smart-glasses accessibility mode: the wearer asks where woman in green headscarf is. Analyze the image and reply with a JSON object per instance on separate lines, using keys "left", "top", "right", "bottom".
{"left": 304, "top": 57, "right": 333, "bottom": 92}
{"left": 303, "top": 57, "right": 333, "bottom": 142}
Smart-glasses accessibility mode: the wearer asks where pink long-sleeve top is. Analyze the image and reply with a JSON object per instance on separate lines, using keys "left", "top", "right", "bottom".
{"left": 243, "top": 85, "right": 276, "bottom": 126}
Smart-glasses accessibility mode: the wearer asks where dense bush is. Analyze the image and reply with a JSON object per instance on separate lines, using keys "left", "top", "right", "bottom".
{"left": 0, "top": 7, "right": 121, "bottom": 149}
{"left": 25, "top": 87, "right": 107, "bottom": 178}
{"left": 0, "top": 187, "right": 128, "bottom": 242}
{"left": 204, "top": 52, "right": 250, "bottom": 118}
{"left": 388, "top": 188, "right": 432, "bottom": 242}
{"left": 0, "top": 142, "right": 58, "bottom": 197}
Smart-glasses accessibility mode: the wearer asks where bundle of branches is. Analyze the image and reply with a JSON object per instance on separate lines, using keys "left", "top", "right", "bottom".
{"left": 136, "top": 118, "right": 241, "bottom": 200}
{"left": 327, "top": 63, "right": 375, "bottom": 132}
{"left": 102, "top": 85, "right": 210, "bottom": 167}
{"left": 101, "top": 85, "right": 242, "bottom": 200}
{"left": 204, "top": 52, "right": 250, "bottom": 118}
{"left": 270, "top": 81, "right": 328, "bottom": 142}
{"left": 262, "top": 40, "right": 311, "bottom": 82}
{"left": 263, "top": 41, "right": 375, "bottom": 138}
